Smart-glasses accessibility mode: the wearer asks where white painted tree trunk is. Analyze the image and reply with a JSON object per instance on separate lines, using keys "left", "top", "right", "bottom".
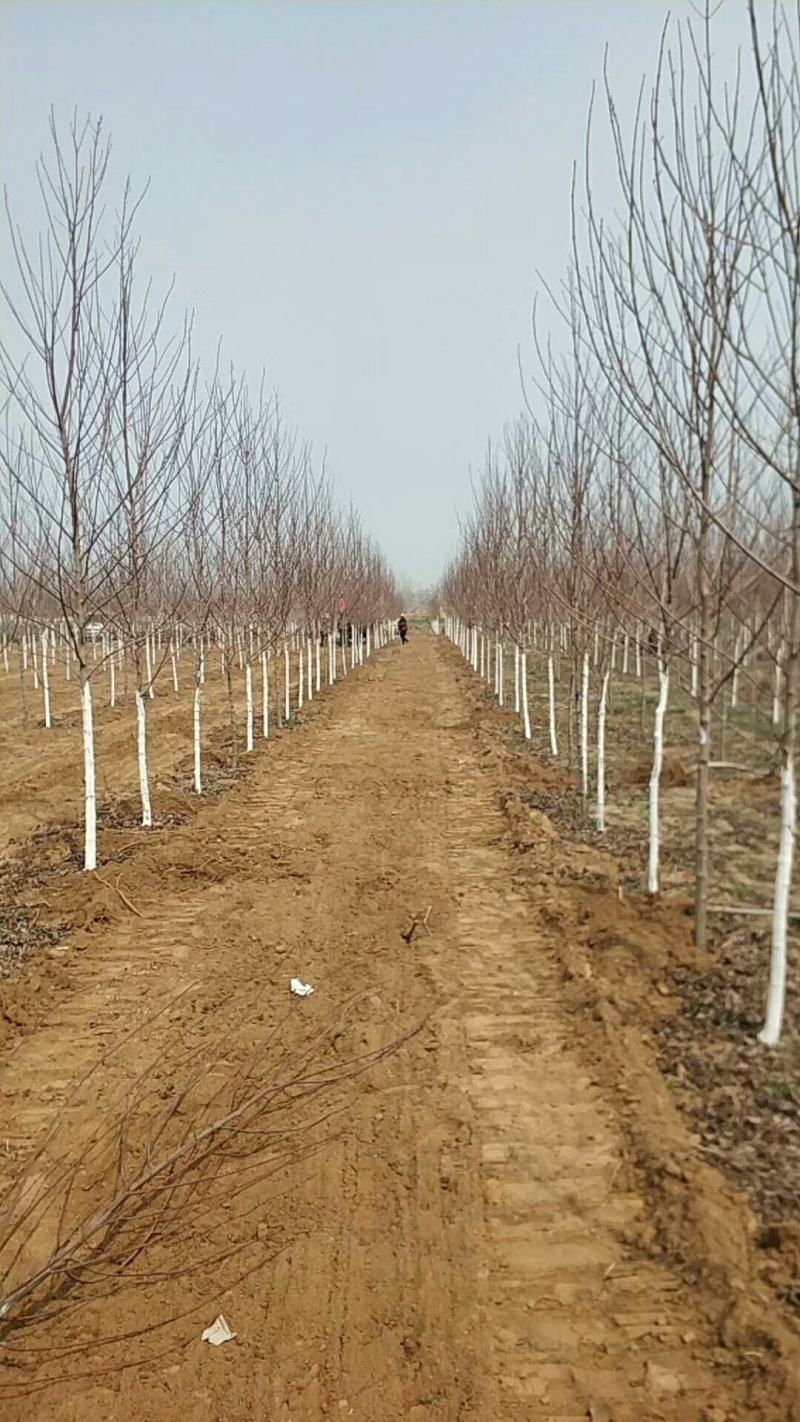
{"left": 596, "top": 670, "right": 610, "bottom": 832}
{"left": 171, "top": 640, "right": 179, "bottom": 693}
{"left": 245, "top": 662, "right": 254, "bottom": 751}
{"left": 514, "top": 643, "right": 520, "bottom": 713}
{"left": 635, "top": 626, "right": 642, "bottom": 678}
{"left": 759, "top": 751, "right": 796, "bottom": 1046}
{"left": 580, "top": 652, "right": 590, "bottom": 801}
{"left": 32, "top": 633, "right": 39, "bottom": 691}
{"left": 316, "top": 636, "right": 322, "bottom": 692}
{"left": 648, "top": 663, "right": 670, "bottom": 894}
{"left": 548, "top": 655, "right": 558, "bottom": 756}
{"left": 261, "top": 652, "right": 269, "bottom": 737}
{"left": 193, "top": 681, "right": 203, "bottom": 793}
{"left": 773, "top": 644, "right": 784, "bottom": 726}
{"left": 691, "top": 635, "right": 699, "bottom": 698}
{"left": 498, "top": 641, "right": 505, "bottom": 706}
{"left": 81, "top": 676, "right": 97, "bottom": 871}
{"left": 41, "top": 631, "right": 51, "bottom": 728}
{"left": 145, "top": 633, "right": 154, "bottom": 700}
{"left": 521, "top": 651, "right": 531, "bottom": 740}
{"left": 109, "top": 654, "right": 116, "bottom": 708}
{"left": 622, "top": 632, "right": 629, "bottom": 676}
{"left": 136, "top": 689, "right": 153, "bottom": 828}
{"left": 284, "top": 644, "right": 291, "bottom": 720}
{"left": 298, "top": 643, "right": 305, "bottom": 709}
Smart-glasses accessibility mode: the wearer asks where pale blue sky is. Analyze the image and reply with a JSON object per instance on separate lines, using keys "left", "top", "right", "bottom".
{"left": 1, "top": 0, "right": 748, "bottom": 583}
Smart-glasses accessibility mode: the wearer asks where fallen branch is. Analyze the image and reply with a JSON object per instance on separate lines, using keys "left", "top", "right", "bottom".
{"left": 708, "top": 761, "right": 770, "bottom": 775}
{"left": 0, "top": 996, "right": 426, "bottom": 1352}
{"left": 93, "top": 873, "right": 143, "bottom": 919}
{"left": 401, "top": 906, "right": 433, "bottom": 944}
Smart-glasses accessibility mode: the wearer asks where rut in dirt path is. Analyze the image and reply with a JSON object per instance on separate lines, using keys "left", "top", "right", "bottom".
{"left": 0, "top": 634, "right": 769, "bottom": 1421}
{"left": 433, "top": 660, "right": 746, "bottom": 1421}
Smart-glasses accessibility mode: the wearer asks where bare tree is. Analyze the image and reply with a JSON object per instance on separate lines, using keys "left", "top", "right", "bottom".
{"left": 0, "top": 113, "right": 141, "bottom": 868}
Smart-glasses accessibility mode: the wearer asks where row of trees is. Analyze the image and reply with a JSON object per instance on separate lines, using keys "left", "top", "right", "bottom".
{"left": 0, "top": 115, "right": 397, "bottom": 872}
{"left": 442, "top": 1, "right": 798, "bottom": 1046}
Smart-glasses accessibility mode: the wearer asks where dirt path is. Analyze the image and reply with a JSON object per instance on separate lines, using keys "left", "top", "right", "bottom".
{"left": 0, "top": 635, "right": 787, "bottom": 1419}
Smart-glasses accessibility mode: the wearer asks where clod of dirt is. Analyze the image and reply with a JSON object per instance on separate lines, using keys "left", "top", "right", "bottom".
{"left": 645, "top": 1360, "right": 684, "bottom": 1395}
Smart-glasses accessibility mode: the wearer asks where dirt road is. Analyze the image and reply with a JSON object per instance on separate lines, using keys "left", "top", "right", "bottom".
{"left": 0, "top": 634, "right": 794, "bottom": 1420}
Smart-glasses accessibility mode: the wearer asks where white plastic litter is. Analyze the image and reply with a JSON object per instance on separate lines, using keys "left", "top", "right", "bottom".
{"left": 202, "top": 1314, "right": 236, "bottom": 1346}
{"left": 290, "top": 977, "right": 314, "bottom": 997}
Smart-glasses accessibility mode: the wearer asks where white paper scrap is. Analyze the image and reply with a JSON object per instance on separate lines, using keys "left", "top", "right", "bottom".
{"left": 202, "top": 1314, "right": 236, "bottom": 1346}
{"left": 290, "top": 977, "right": 314, "bottom": 997}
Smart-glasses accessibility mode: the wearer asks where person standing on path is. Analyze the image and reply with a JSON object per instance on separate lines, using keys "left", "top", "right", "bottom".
{"left": 398, "top": 615, "right": 409, "bottom": 644}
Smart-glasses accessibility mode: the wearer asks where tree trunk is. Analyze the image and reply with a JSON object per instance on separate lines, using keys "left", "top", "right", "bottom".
{"left": 760, "top": 525, "right": 800, "bottom": 1045}
{"left": 135, "top": 688, "right": 153, "bottom": 828}
{"left": 648, "top": 662, "right": 670, "bottom": 894}
{"left": 521, "top": 651, "right": 531, "bottom": 740}
{"left": 225, "top": 645, "right": 238, "bottom": 768}
{"left": 547, "top": 655, "right": 558, "bottom": 756}
{"left": 245, "top": 661, "right": 254, "bottom": 752}
{"left": 596, "top": 669, "right": 610, "bottom": 831}
{"left": 580, "top": 651, "right": 590, "bottom": 803}
{"left": 81, "top": 671, "right": 97, "bottom": 871}
{"left": 193, "top": 673, "right": 203, "bottom": 795}
{"left": 41, "top": 630, "right": 51, "bottom": 728}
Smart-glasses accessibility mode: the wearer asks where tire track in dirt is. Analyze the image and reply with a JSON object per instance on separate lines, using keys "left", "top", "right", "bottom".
{"left": 427, "top": 644, "right": 753, "bottom": 1421}
{"left": 0, "top": 634, "right": 779, "bottom": 1419}
{"left": 0, "top": 647, "right": 489, "bottom": 1420}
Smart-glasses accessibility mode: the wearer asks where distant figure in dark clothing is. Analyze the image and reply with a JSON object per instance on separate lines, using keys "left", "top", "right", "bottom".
{"left": 398, "top": 616, "right": 409, "bottom": 644}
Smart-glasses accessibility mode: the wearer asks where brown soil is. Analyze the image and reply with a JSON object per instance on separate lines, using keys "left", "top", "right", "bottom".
{"left": 1, "top": 636, "right": 799, "bottom": 1420}
{"left": 486, "top": 656, "right": 800, "bottom": 1326}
